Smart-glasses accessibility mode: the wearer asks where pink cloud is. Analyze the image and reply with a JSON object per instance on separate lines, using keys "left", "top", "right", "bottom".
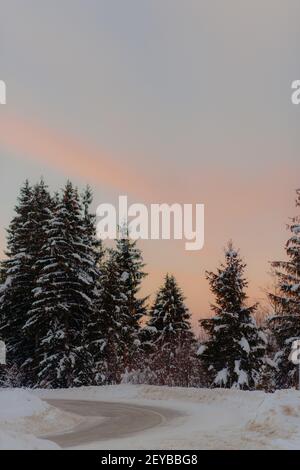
{"left": 0, "top": 112, "right": 153, "bottom": 198}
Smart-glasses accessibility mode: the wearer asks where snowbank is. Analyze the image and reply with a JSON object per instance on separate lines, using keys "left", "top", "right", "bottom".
{"left": 0, "top": 429, "right": 58, "bottom": 450}
{"left": 0, "top": 389, "right": 82, "bottom": 449}
{"left": 0, "top": 389, "right": 47, "bottom": 421}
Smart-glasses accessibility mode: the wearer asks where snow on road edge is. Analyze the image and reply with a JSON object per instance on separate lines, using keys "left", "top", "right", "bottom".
{"left": 2, "top": 385, "right": 300, "bottom": 449}
{"left": 36, "top": 385, "right": 300, "bottom": 450}
{"left": 0, "top": 389, "right": 82, "bottom": 449}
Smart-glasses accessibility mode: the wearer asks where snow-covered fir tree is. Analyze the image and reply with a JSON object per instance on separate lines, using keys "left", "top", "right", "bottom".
{"left": 199, "top": 242, "right": 266, "bottom": 390}
{"left": 80, "top": 186, "right": 110, "bottom": 384}
{"left": 27, "top": 182, "right": 97, "bottom": 388}
{"left": 269, "top": 189, "right": 300, "bottom": 388}
{"left": 144, "top": 274, "right": 196, "bottom": 386}
{"left": 0, "top": 180, "right": 53, "bottom": 386}
{"left": 21, "top": 180, "right": 55, "bottom": 384}
{"left": 113, "top": 229, "right": 147, "bottom": 375}
{"left": 0, "top": 181, "right": 34, "bottom": 372}
{"left": 94, "top": 249, "right": 126, "bottom": 384}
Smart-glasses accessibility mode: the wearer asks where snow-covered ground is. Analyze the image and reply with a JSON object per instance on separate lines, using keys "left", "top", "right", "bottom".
{"left": 1, "top": 385, "right": 300, "bottom": 449}
{"left": 0, "top": 389, "right": 82, "bottom": 449}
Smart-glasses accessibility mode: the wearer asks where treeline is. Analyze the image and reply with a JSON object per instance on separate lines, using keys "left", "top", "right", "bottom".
{"left": 0, "top": 180, "right": 299, "bottom": 391}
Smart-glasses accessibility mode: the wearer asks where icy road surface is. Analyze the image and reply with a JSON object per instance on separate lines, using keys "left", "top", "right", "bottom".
{"left": 42, "top": 399, "right": 181, "bottom": 448}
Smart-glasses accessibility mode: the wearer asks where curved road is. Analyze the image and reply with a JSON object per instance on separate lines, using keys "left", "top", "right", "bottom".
{"left": 42, "top": 399, "right": 181, "bottom": 448}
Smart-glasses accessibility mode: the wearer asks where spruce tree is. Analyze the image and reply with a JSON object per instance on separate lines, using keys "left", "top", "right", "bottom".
{"left": 28, "top": 182, "right": 96, "bottom": 388}
{"left": 113, "top": 230, "right": 147, "bottom": 374}
{"left": 0, "top": 181, "right": 35, "bottom": 375}
{"left": 145, "top": 274, "right": 196, "bottom": 386}
{"left": 0, "top": 180, "right": 55, "bottom": 386}
{"left": 22, "top": 180, "right": 54, "bottom": 384}
{"left": 269, "top": 189, "right": 300, "bottom": 388}
{"left": 80, "top": 186, "right": 109, "bottom": 384}
{"left": 94, "top": 249, "right": 125, "bottom": 384}
{"left": 199, "top": 242, "right": 266, "bottom": 390}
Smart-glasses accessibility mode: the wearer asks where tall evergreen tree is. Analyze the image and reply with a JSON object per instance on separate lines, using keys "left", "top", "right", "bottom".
{"left": 0, "top": 181, "right": 35, "bottom": 376}
{"left": 269, "top": 189, "right": 300, "bottom": 388}
{"left": 93, "top": 249, "right": 125, "bottom": 384}
{"left": 113, "top": 230, "right": 147, "bottom": 374}
{"left": 199, "top": 242, "right": 266, "bottom": 390}
{"left": 22, "top": 180, "right": 54, "bottom": 384}
{"left": 0, "top": 180, "right": 51, "bottom": 385}
{"left": 145, "top": 274, "right": 196, "bottom": 386}
{"left": 80, "top": 186, "right": 109, "bottom": 384}
{"left": 0, "top": 180, "right": 55, "bottom": 386}
{"left": 27, "top": 182, "right": 96, "bottom": 388}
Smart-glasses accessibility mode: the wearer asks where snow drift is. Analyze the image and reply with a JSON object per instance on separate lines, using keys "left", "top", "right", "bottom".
{"left": 0, "top": 389, "right": 82, "bottom": 449}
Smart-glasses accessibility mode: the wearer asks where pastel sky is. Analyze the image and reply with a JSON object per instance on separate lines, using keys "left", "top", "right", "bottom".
{"left": 0, "top": 1, "right": 299, "bottom": 329}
